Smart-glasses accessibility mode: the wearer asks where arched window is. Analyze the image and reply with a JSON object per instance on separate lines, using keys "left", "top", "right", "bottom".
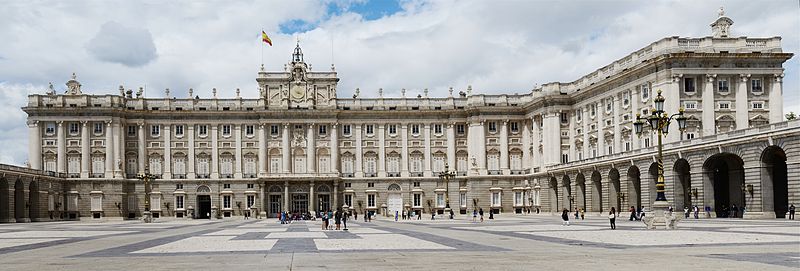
{"left": 364, "top": 152, "right": 377, "bottom": 174}
{"left": 196, "top": 153, "right": 210, "bottom": 177}
{"left": 269, "top": 149, "right": 281, "bottom": 173}
{"left": 410, "top": 151, "right": 423, "bottom": 173}
{"left": 487, "top": 150, "right": 500, "bottom": 171}
{"left": 341, "top": 153, "right": 354, "bottom": 174}
{"left": 432, "top": 152, "right": 446, "bottom": 173}
{"left": 243, "top": 153, "right": 257, "bottom": 176}
{"left": 387, "top": 152, "right": 400, "bottom": 173}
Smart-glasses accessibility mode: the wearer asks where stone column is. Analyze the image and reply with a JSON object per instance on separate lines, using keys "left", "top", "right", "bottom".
{"left": 56, "top": 121, "right": 66, "bottom": 173}
{"left": 665, "top": 75, "right": 682, "bottom": 142}
{"left": 283, "top": 181, "right": 289, "bottom": 212}
{"left": 378, "top": 124, "right": 386, "bottom": 177}
{"left": 521, "top": 120, "right": 531, "bottom": 170}
{"left": 568, "top": 115, "right": 576, "bottom": 161}
{"left": 531, "top": 117, "right": 541, "bottom": 170}
{"left": 309, "top": 181, "right": 315, "bottom": 213}
{"left": 769, "top": 74, "right": 783, "bottom": 123}
{"left": 331, "top": 123, "right": 339, "bottom": 174}
{"left": 631, "top": 90, "right": 640, "bottom": 150}
{"left": 702, "top": 74, "right": 716, "bottom": 136}
{"left": 499, "top": 120, "right": 509, "bottom": 173}
{"left": 138, "top": 123, "right": 145, "bottom": 174}
{"left": 258, "top": 124, "right": 267, "bottom": 176}
{"left": 735, "top": 74, "right": 750, "bottom": 130}
{"left": 28, "top": 121, "right": 42, "bottom": 170}
{"left": 282, "top": 123, "right": 290, "bottom": 174}
{"left": 104, "top": 121, "right": 113, "bottom": 177}
{"left": 423, "top": 123, "right": 432, "bottom": 176}
{"left": 163, "top": 124, "right": 171, "bottom": 179}
{"left": 113, "top": 121, "right": 122, "bottom": 178}
{"left": 542, "top": 112, "right": 560, "bottom": 166}
{"left": 211, "top": 125, "right": 219, "bottom": 179}
{"left": 598, "top": 102, "right": 606, "bottom": 156}
{"left": 187, "top": 124, "right": 196, "bottom": 179}
{"left": 446, "top": 123, "right": 456, "bottom": 170}
{"left": 355, "top": 124, "right": 363, "bottom": 178}
{"left": 80, "top": 121, "right": 89, "bottom": 177}
{"left": 613, "top": 95, "right": 621, "bottom": 154}
{"left": 259, "top": 183, "right": 266, "bottom": 218}
{"left": 234, "top": 124, "right": 243, "bottom": 178}
{"left": 333, "top": 180, "right": 339, "bottom": 209}
{"left": 400, "top": 124, "right": 409, "bottom": 176}
{"left": 582, "top": 106, "right": 589, "bottom": 159}
{"left": 467, "top": 120, "right": 486, "bottom": 174}
{"left": 306, "top": 124, "right": 315, "bottom": 174}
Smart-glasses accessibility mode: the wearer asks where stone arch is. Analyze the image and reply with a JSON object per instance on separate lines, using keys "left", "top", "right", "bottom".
{"left": 673, "top": 158, "right": 692, "bottom": 211}
{"left": 14, "top": 179, "right": 26, "bottom": 222}
{"left": 0, "top": 178, "right": 9, "bottom": 222}
{"left": 548, "top": 177, "right": 558, "bottom": 212}
{"left": 761, "top": 145, "right": 788, "bottom": 218}
{"left": 627, "top": 165, "right": 642, "bottom": 210}
{"left": 268, "top": 185, "right": 282, "bottom": 193}
{"left": 561, "top": 175, "right": 571, "bottom": 211}
{"left": 29, "top": 180, "right": 40, "bottom": 221}
{"left": 648, "top": 162, "right": 659, "bottom": 208}
{"left": 388, "top": 183, "right": 402, "bottom": 192}
{"left": 591, "top": 171, "right": 603, "bottom": 212}
{"left": 575, "top": 173, "right": 586, "bottom": 211}
{"left": 196, "top": 185, "right": 212, "bottom": 194}
{"left": 316, "top": 184, "right": 331, "bottom": 193}
{"left": 703, "top": 153, "right": 745, "bottom": 218}
{"left": 609, "top": 168, "right": 621, "bottom": 212}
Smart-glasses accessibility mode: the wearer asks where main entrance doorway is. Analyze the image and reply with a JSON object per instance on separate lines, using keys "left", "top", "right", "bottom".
{"left": 269, "top": 195, "right": 282, "bottom": 218}
{"left": 197, "top": 195, "right": 211, "bottom": 219}
{"left": 387, "top": 193, "right": 402, "bottom": 217}
{"left": 291, "top": 193, "right": 308, "bottom": 214}
{"left": 318, "top": 194, "right": 330, "bottom": 212}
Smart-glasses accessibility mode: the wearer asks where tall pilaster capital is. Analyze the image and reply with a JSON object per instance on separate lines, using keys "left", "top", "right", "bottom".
{"left": 671, "top": 74, "right": 683, "bottom": 82}
{"left": 138, "top": 122, "right": 145, "bottom": 128}
{"left": 705, "top": 74, "right": 717, "bottom": 82}
{"left": 774, "top": 73, "right": 784, "bottom": 82}
{"left": 331, "top": 122, "right": 338, "bottom": 129}
{"left": 27, "top": 120, "right": 39, "bottom": 127}
{"left": 283, "top": 123, "right": 290, "bottom": 129}
{"left": 105, "top": 120, "right": 113, "bottom": 126}
{"left": 739, "top": 74, "right": 751, "bottom": 81}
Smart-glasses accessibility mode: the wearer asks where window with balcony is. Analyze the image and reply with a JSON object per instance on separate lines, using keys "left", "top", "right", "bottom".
{"left": 367, "top": 194, "right": 376, "bottom": 208}
{"left": 270, "top": 125, "right": 279, "bottom": 135}
{"left": 684, "top": 77, "right": 696, "bottom": 93}
{"left": 223, "top": 195, "right": 231, "bottom": 209}
{"left": 413, "top": 194, "right": 421, "bottom": 207}
{"left": 343, "top": 124, "right": 351, "bottom": 136}
{"left": 176, "top": 195, "right": 184, "bottom": 209}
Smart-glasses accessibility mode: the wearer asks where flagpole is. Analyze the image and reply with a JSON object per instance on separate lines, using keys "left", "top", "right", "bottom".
{"left": 261, "top": 29, "right": 264, "bottom": 67}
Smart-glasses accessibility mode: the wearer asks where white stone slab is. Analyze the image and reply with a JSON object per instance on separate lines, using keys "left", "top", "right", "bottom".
{"left": 721, "top": 226, "right": 800, "bottom": 235}
{"left": 0, "top": 231, "right": 134, "bottom": 238}
{"left": 456, "top": 225, "right": 598, "bottom": 232}
{"left": 517, "top": 229, "right": 799, "bottom": 246}
{"left": 0, "top": 238, "right": 66, "bottom": 249}
{"left": 132, "top": 236, "right": 277, "bottom": 253}
{"left": 204, "top": 228, "right": 287, "bottom": 236}
{"left": 265, "top": 232, "right": 327, "bottom": 238}
{"left": 315, "top": 234, "right": 453, "bottom": 250}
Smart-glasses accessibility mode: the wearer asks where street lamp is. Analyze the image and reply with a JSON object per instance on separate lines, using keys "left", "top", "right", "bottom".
{"left": 136, "top": 165, "right": 158, "bottom": 223}
{"left": 438, "top": 163, "right": 456, "bottom": 215}
{"left": 634, "top": 89, "right": 687, "bottom": 229}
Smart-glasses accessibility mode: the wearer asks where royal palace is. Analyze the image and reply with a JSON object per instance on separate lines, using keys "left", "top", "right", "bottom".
{"left": 2, "top": 12, "right": 798, "bottom": 223}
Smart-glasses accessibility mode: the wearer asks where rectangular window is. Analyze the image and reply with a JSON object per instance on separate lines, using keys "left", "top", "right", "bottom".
{"left": 605, "top": 98, "right": 613, "bottom": 112}
{"left": 684, "top": 101, "right": 697, "bottom": 109}
{"left": 343, "top": 125, "right": 351, "bottom": 136}
{"left": 752, "top": 102, "right": 764, "bottom": 109}
{"left": 270, "top": 125, "right": 279, "bottom": 135}
{"left": 69, "top": 123, "right": 79, "bottom": 134}
{"left": 127, "top": 125, "right": 136, "bottom": 136}
{"left": 684, "top": 77, "right": 695, "bottom": 92}
{"left": 437, "top": 194, "right": 445, "bottom": 207}
{"left": 718, "top": 80, "right": 729, "bottom": 93}
{"left": 488, "top": 122, "right": 497, "bottom": 133}
{"left": 345, "top": 182, "right": 352, "bottom": 188}
{"left": 94, "top": 123, "right": 104, "bottom": 134}
{"left": 247, "top": 195, "right": 255, "bottom": 209}
{"left": 366, "top": 124, "right": 374, "bottom": 135}
{"left": 413, "top": 181, "right": 420, "bottom": 187}
{"left": 318, "top": 125, "right": 327, "bottom": 135}
{"left": 176, "top": 195, "right": 184, "bottom": 209}
{"left": 411, "top": 124, "right": 420, "bottom": 135}
{"left": 176, "top": 183, "right": 184, "bottom": 190}
{"left": 388, "top": 124, "right": 397, "bottom": 135}
{"left": 456, "top": 124, "right": 465, "bottom": 134}
{"left": 641, "top": 83, "right": 650, "bottom": 99}
{"left": 45, "top": 123, "right": 56, "bottom": 134}
{"left": 623, "top": 92, "right": 630, "bottom": 106}
{"left": 222, "top": 125, "right": 231, "bottom": 136}
{"left": 368, "top": 182, "right": 374, "bottom": 188}
{"left": 751, "top": 79, "right": 763, "bottom": 93}
{"left": 510, "top": 122, "right": 519, "bottom": 133}
{"left": 368, "top": 194, "right": 376, "bottom": 208}
{"left": 198, "top": 125, "right": 208, "bottom": 136}
{"left": 344, "top": 194, "right": 352, "bottom": 207}
{"left": 245, "top": 125, "right": 254, "bottom": 136}
{"left": 175, "top": 125, "right": 184, "bottom": 136}
{"left": 560, "top": 113, "right": 569, "bottom": 124}
{"left": 719, "top": 102, "right": 731, "bottom": 110}
{"left": 460, "top": 193, "right": 467, "bottom": 208}
{"left": 223, "top": 195, "right": 231, "bottom": 209}
{"left": 686, "top": 133, "right": 696, "bottom": 140}
{"left": 413, "top": 194, "right": 421, "bottom": 207}
{"left": 491, "top": 192, "right": 501, "bottom": 206}
{"left": 224, "top": 183, "right": 231, "bottom": 189}
{"left": 150, "top": 125, "right": 160, "bottom": 136}
{"left": 434, "top": 124, "right": 442, "bottom": 134}
{"left": 561, "top": 154, "right": 569, "bottom": 164}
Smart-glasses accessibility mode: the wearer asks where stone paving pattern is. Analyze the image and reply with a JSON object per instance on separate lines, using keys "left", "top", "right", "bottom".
{"left": 0, "top": 215, "right": 797, "bottom": 270}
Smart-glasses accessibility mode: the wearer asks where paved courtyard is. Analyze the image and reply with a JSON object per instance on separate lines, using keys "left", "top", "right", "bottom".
{"left": 0, "top": 215, "right": 798, "bottom": 270}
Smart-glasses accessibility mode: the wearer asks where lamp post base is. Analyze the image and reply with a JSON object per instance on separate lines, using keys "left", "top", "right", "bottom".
{"left": 143, "top": 211, "right": 153, "bottom": 223}
{"left": 643, "top": 201, "right": 680, "bottom": 230}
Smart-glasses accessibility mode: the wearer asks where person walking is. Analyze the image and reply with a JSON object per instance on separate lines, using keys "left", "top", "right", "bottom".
{"left": 472, "top": 209, "right": 478, "bottom": 222}
{"left": 684, "top": 206, "right": 690, "bottom": 219}
{"left": 561, "top": 209, "right": 570, "bottom": 226}
{"left": 580, "top": 208, "right": 585, "bottom": 220}
{"left": 417, "top": 210, "right": 422, "bottom": 220}
{"left": 321, "top": 211, "right": 328, "bottom": 230}
{"left": 629, "top": 206, "right": 636, "bottom": 221}
{"left": 693, "top": 205, "right": 699, "bottom": 219}
{"left": 402, "top": 210, "right": 407, "bottom": 220}
{"left": 342, "top": 210, "right": 348, "bottom": 230}
{"left": 789, "top": 204, "right": 796, "bottom": 220}
{"left": 608, "top": 207, "right": 617, "bottom": 230}
{"left": 574, "top": 208, "right": 579, "bottom": 219}
{"left": 334, "top": 209, "right": 342, "bottom": 230}
{"left": 479, "top": 208, "right": 484, "bottom": 222}
{"left": 395, "top": 211, "right": 399, "bottom": 222}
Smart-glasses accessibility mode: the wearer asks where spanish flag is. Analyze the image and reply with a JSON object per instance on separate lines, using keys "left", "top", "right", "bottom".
{"left": 262, "top": 31, "right": 272, "bottom": 46}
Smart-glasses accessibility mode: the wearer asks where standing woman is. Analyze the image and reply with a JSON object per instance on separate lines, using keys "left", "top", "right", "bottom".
{"left": 609, "top": 207, "right": 617, "bottom": 230}
{"left": 561, "top": 209, "right": 570, "bottom": 226}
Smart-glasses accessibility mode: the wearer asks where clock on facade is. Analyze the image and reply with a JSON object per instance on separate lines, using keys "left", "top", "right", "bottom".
{"left": 291, "top": 84, "right": 305, "bottom": 100}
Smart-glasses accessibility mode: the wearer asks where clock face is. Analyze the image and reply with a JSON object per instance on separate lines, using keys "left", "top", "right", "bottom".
{"left": 291, "top": 85, "right": 305, "bottom": 100}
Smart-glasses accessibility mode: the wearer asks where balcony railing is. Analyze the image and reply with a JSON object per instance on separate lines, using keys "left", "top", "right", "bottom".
{"left": 365, "top": 173, "right": 377, "bottom": 177}
{"left": 410, "top": 172, "right": 424, "bottom": 177}
{"left": 387, "top": 172, "right": 401, "bottom": 177}
{"left": 220, "top": 174, "right": 233, "bottom": 179}
{"left": 244, "top": 174, "right": 257, "bottom": 178}
{"left": 457, "top": 171, "right": 467, "bottom": 176}
{"left": 173, "top": 174, "right": 186, "bottom": 179}
{"left": 488, "top": 170, "right": 502, "bottom": 175}
{"left": 510, "top": 170, "right": 526, "bottom": 175}
{"left": 196, "top": 174, "right": 210, "bottom": 179}
{"left": 90, "top": 173, "right": 104, "bottom": 178}
{"left": 67, "top": 173, "right": 80, "bottom": 178}
{"left": 341, "top": 173, "right": 354, "bottom": 178}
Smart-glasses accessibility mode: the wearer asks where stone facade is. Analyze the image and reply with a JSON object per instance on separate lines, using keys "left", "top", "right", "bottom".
{"left": 3, "top": 12, "right": 797, "bottom": 222}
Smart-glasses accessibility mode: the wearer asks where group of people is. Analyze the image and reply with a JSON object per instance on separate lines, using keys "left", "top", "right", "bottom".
{"left": 319, "top": 209, "right": 347, "bottom": 230}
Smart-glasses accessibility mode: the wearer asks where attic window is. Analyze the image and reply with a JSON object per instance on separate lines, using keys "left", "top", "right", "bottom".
{"left": 151, "top": 107, "right": 159, "bottom": 110}
{"left": 389, "top": 107, "right": 396, "bottom": 110}
{"left": 434, "top": 106, "right": 442, "bottom": 110}
{"left": 411, "top": 106, "right": 419, "bottom": 110}
{"left": 222, "top": 107, "right": 230, "bottom": 111}
{"left": 93, "top": 104, "right": 101, "bottom": 107}
{"left": 199, "top": 107, "right": 207, "bottom": 111}
{"left": 246, "top": 107, "right": 253, "bottom": 111}
{"left": 176, "top": 108, "right": 183, "bottom": 111}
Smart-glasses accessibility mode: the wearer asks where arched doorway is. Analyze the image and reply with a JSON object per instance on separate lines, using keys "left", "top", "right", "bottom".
{"left": 29, "top": 180, "right": 40, "bottom": 221}
{"left": 196, "top": 185, "right": 212, "bottom": 219}
{"left": 316, "top": 184, "right": 332, "bottom": 212}
{"left": 627, "top": 166, "right": 642, "bottom": 210}
{"left": 591, "top": 171, "right": 602, "bottom": 212}
{"left": 761, "top": 146, "right": 788, "bottom": 218}
{"left": 0, "top": 178, "right": 9, "bottom": 222}
{"left": 387, "top": 184, "right": 402, "bottom": 217}
{"left": 267, "top": 185, "right": 283, "bottom": 218}
{"left": 609, "top": 169, "right": 621, "bottom": 212}
{"left": 561, "top": 175, "right": 571, "bottom": 211}
{"left": 648, "top": 163, "right": 659, "bottom": 208}
{"left": 575, "top": 174, "right": 586, "bottom": 212}
{"left": 673, "top": 159, "right": 692, "bottom": 211}
{"left": 703, "top": 153, "right": 745, "bottom": 218}
{"left": 15, "top": 179, "right": 26, "bottom": 222}
{"left": 548, "top": 177, "right": 558, "bottom": 212}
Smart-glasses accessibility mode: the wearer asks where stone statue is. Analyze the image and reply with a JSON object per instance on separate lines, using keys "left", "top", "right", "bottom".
{"left": 212, "top": 88, "right": 217, "bottom": 98}
{"left": 353, "top": 88, "right": 360, "bottom": 99}
{"left": 46, "top": 82, "right": 55, "bottom": 95}
{"left": 471, "top": 155, "right": 477, "bottom": 167}
{"left": 448, "top": 87, "right": 453, "bottom": 97}
{"left": 378, "top": 88, "right": 383, "bottom": 98}
{"left": 401, "top": 88, "right": 406, "bottom": 97}
{"left": 236, "top": 88, "right": 241, "bottom": 99}
{"left": 136, "top": 87, "right": 143, "bottom": 98}
{"left": 718, "top": 6, "right": 724, "bottom": 17}
{"left": 423, "top": 88, "right": 428, "bottom": 98}
{"left": 188, "top": 88, "right": 193, "bottom": 98}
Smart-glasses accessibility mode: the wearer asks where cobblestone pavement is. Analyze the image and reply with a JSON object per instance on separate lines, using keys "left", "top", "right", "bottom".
{"left": 0, "top": 215, "right": 797, "bottom": 270}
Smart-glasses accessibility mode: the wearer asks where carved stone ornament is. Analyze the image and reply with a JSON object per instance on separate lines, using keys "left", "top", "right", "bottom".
{"left": 292, "top": 133, "right": 306, "bottom": 148}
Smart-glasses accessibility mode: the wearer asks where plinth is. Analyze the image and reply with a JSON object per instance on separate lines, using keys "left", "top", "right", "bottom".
{"left": 643, "top": 201, "right": 680, "bottom": 229}
{"left": 143, "top": 211, "right": 153, "bottom": 223}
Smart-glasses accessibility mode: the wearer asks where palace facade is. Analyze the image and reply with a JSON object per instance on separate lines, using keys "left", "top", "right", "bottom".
{"left": 3, "top": 12, "right": 798, "bottom": 222}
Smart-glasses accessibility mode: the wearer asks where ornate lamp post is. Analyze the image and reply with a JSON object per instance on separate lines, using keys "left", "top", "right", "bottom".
{"left": 634, "top": 89, "right": 687, "bottom": 229}
{"left": 438, "top": 163, "right": 456, "bottom": 215}
{"left": 136, "top": 166, "right": 158, "bottom": 223}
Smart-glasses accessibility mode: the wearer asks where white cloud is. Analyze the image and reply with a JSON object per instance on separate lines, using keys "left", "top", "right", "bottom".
{"left": 0, "top": 0, "right": 797, "bottom": 166}
{"left": 86, "top": 21, "right": 158, "bottom": 67}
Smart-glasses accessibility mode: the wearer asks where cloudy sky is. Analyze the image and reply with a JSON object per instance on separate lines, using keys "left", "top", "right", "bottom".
{"left": 0, "top": 0, "right": 798, "bottom": 166}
